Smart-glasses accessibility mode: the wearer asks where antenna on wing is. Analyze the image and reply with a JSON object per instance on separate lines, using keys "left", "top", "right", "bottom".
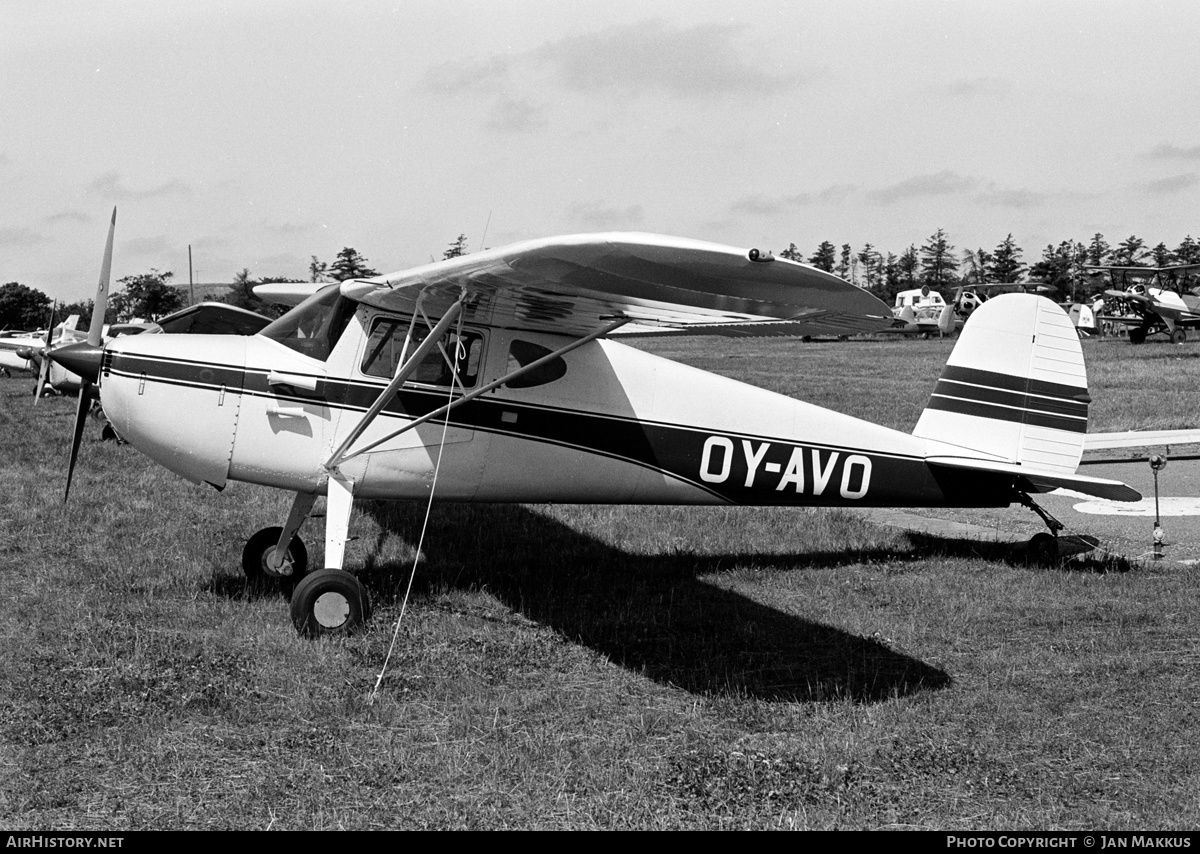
{"left": 478, "top": 210, "right": 492, "bottom": 252}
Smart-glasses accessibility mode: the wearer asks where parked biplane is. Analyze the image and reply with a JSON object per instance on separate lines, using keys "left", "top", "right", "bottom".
{"left": 1088, "top": 263, "right": 1200, "bottom": 344}
{"left": 52, "top": 210, "right": 1140, "bottom": 638}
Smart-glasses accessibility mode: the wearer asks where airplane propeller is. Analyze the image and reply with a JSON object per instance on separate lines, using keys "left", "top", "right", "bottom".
{"left": 50, "top": 207, "right": 115, "bottom": 502}
{"left": 33, "top": 302, "right": 56, "bottom": 403}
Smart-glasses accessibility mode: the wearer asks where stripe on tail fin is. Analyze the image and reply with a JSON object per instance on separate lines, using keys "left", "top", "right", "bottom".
{"left": 913, "top": 294, "right": 1090, "bottom": 475}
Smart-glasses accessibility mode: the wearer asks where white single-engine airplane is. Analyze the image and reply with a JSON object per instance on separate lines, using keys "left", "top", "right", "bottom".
{"left": 53, "top": 210, "right": 1140, "bottom": 638}
{"left": 0, "top": 313, "right": 81, "bottom": 384}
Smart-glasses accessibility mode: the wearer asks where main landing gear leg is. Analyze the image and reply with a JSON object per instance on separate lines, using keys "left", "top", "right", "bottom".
{"left": 290, "top": 472, "right": 371, "bottom": 638}
{"left": 242, "top": 491, "right": 316, "bottom": 594}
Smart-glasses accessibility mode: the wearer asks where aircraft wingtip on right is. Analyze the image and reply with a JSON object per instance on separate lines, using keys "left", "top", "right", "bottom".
{"left": 52, "top": 221, "right": 1139, "bottom": 638}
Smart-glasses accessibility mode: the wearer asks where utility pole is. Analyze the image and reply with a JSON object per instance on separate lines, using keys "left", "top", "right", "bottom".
{"left": 188, "top": 245, "right": 195, "bottom": 306}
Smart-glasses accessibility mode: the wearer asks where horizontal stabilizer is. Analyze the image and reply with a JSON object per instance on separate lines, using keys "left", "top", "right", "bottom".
{"left": 1085, "top": 429, "right": 1200, "bottom": 450}
{"left": 927, "top": 456, "right": 1141, "bottom": 502}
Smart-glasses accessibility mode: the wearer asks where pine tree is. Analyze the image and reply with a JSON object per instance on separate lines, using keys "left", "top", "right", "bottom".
{"left": 443, "top": 234, "right": 469, "bottom": 260}
{"left": 779, "top": 243, "right": 803, "bottom": 262}
{"left": 328, "top": 248, "right": 379, "bottom": 281}
{"left": 919, "top": 229, "right": 958, "bottom": 288}
{"left": 807, "top": 241, "right": 836, "bottom": 272}
{"left": 987, "top": 234, "right": 1027, "bottom": 283}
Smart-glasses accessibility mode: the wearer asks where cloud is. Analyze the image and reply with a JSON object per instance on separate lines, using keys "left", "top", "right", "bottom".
{"left": 927, "top": 77, "right": 1011, "bottom": 99}
{"left": 0, "top": 226, "right": 46, "bottom": 247}
{"left": 730, "top": 194, "right": 794, "bottom": 216}
{"left": 46, "top": 210, "right": 90, "bottom": 225}
{"left": 537, "top": 20, "right": 800, "bottom": 98}
{"left": 975, "top": 188, "right": 1046, "bottom": 208}
{"left": 87, "top": 172, "right": 191, "bottom": 200}
{"left": 422, "top": 55, "right": 512, "bottom": 95}
{"left": 867, "top": 170, "right": 979, "bottom": 204}
{"left": 729, "top": 184, "right": 860, "bottom": 216}
{"left": 566, "top": 201, "right": 644, "bottom": 230}
{"left": 1141, "top": 173, "right": 1199, "bottom": 194}
{"left": 123, "top": 235, "right": 175, "bottom": 256}
{"left": 487, "top": 94, "right": 548, "bottom": 133}
{"left": 1144, "top": 143, "right": 1200, "bottom": 161}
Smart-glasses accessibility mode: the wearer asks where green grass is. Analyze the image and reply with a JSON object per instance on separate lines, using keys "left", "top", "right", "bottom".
{"left": 3, "top": 334, "right": 1200, "bottom": 829}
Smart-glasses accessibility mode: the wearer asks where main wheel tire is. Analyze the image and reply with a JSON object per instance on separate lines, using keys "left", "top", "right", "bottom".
{"left": 242, "top": 526, "right": 309, "bottom": 596}
{"left": 1171, "top": 328, "right": 1186, "bottom": 344}
{"left": 1129, "top": 328, "right": 1147, "bottom": 345}
{"left": 1027, "top": 532, "right": 1059, "bottom": 565}
{"left": 290, "top": 569, "right": 371, "bottom": 638}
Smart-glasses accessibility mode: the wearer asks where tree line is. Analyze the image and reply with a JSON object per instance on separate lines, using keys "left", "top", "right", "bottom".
{"left": 782, "top": 230, "right": 1200, "bottom": 304}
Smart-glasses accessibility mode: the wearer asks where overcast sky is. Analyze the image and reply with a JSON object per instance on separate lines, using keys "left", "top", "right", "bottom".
{"left": 3, "top": 0, "right": 1198, "bottom": 302}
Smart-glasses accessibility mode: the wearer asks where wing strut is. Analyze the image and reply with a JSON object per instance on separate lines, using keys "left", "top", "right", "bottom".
{"left": 325, "top": 316, "right": 630, "bottom": 470}
{"left": 324, "top": 295, "right": 468, "bottom": 471}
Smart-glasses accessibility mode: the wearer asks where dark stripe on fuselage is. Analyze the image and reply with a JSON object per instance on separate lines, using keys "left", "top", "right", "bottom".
{"left": 103, "top": 352, "right": 1014, "bottom": 507}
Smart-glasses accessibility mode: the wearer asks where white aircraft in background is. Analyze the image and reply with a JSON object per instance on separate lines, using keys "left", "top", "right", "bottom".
{"left": 52, "top": 211, "right": 1139, "bottom": 638}
{"left": 883, "top": 287, "right": 957, "bottom": 338}
{"left": 0, "top": 314, "right": 81, "bottom": 382}
{"left": 9, "top": 300, "right": 271, "bottom": 399}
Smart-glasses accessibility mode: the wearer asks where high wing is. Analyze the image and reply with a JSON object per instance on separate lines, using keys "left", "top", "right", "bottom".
{"left": 338, "top": 233, "right": 893, "bottom": 338}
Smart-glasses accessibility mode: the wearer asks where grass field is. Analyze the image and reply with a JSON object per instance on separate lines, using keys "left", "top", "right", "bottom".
{"left": 3, "top": 334, "right": 1200, "bottom": 829}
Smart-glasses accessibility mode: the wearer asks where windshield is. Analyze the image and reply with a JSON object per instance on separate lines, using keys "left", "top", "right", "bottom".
{"left": 259, "top": 285, "right": 356, "bottom": 361}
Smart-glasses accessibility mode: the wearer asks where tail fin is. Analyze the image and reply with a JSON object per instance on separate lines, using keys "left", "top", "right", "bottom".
{"left": 913, "top": 294, "right": 1089, "bottom": 475}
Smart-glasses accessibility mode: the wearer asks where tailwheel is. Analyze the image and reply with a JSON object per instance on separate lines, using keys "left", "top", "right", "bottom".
{"left": 242, "top": 526, "right": 308, "bottom": 595}
{"left": 1026, "top": 532, "right": 1060, "bottom": 565}
{"left": 1015, "top": 491, "right": 1070, "bottom": 565}
{"left": 290, "top": 569, "right": 371, "bottom": 638}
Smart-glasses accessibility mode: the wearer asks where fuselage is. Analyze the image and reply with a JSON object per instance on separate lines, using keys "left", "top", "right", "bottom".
{"left": 96, "top": 300, "right": 1009, "bottom": 509}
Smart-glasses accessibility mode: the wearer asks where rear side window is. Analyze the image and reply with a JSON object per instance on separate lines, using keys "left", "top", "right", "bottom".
{"left": 505, "top": 339, "right": 567, "bottom": 388}
{"left": 361, "top": 316, "right": 483, "bottom": 388}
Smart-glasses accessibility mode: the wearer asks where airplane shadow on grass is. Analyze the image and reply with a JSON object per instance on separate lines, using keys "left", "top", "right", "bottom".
{"left": 344, "top": 501, "right": 957, "bottom": 704}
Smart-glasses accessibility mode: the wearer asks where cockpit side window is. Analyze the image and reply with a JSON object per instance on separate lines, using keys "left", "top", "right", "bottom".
{"left": 259, "top": 285, "right": 356, "bottom": 361}
{"left": 505, "top": 340, "right": 567, "bottom": 388}
{"left": 361, "top": 316, "right": 483, "bottom": 388}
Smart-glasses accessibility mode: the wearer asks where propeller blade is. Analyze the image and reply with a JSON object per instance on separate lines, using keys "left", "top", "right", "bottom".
{"left": 45, "top": 301, "right": 56, "bottom": 348}
{"left": 64, "top": 382, "right": 93, "bottom": 502}
{"left": 34, "top": 302, "right": 56, "bottom": 403}
{"left": 34, "top": 352, "right": 50, "bottom": 403}
{"left": 88, "top": 207, "right": 116, "bottom": 348}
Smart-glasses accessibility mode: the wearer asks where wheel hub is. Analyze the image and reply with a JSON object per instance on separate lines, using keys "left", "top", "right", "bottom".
{"left": 261, "top": 548, "right": 293, "bottom": 578}
{"left": 312, "top": 591, "right": 351, "bottom": 629}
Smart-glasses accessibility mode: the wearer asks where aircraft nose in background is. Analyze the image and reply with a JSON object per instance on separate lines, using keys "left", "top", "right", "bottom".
{"left": 48, "top": 342, "right": 104, "bottom": 384}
